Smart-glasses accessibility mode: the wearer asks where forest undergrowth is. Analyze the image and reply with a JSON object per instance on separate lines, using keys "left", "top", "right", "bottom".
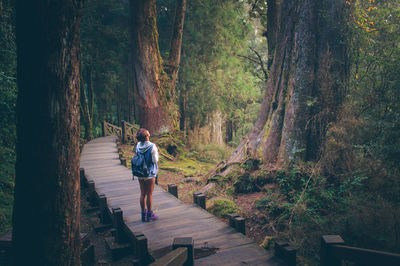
{"left": 121, "top": 128, "right": 400, "bottom": 265}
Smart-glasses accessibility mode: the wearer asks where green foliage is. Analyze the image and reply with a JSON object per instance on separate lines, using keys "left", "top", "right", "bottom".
{"left": 255, "top": 191, "right": 290, "bottom": 218}
{"left": 155, "top": 132, "right": 185, "bottom": 157}
{"left": 265, "top": 1, "right": 400, "bottom": 260}
{"left": 348, "top": 0, "right": 400, "bottom": 176}
{"left": 233, "top": 173, "right": 258, "bottom": 193}
{"left": 208, "top": 198, "right": 241, "bottom": 218}
{"left": 81, "top": 0, "right": 133, "bottom": 131}
{"left": 231, "top": 168, "right": 275, "bottom": 194}
{"left": 241, "top": 158, "right": 261, "bottom": 171}
{"left": 173, "top": 0, "right": 263, "bottom": 141}
{"left": 0, "top": 147, "right": 14, "bottom": 234}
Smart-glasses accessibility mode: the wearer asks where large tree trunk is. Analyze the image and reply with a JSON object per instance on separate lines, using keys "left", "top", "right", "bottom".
{"left": 13, "top": 1, "right": 82, "bottom": 265}
{"left": 130, "top": 0, "right": 173, "bottom": 134}
{"left": 222, "top": 0, "right": 349, "bottom": 172}
{"left": 166, "top": 0, "right": 186, "bottom": 91}
{"left": 129, "top": 0, "right": 186, "bottom": 135}
{"left": 266, "top": 0, "right": 279, "bottom": 69}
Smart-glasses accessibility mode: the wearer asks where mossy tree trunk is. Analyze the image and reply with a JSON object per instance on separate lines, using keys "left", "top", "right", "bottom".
{"left": 129, "top": 0, "right": 186, "bottom": 135}
{"left": 223, "top": 0, "right": 349, "bottom": 170}
{"left": 13, "top": 0, "right": 82, "bottom": 265}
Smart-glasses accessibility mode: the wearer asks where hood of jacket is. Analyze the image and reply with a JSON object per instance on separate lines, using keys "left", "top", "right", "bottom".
{"left": 136, "top": 141, "right": 153, "bottom": 154}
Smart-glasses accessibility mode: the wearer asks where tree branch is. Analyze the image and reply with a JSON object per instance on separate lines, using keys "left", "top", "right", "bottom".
{"left": 249, "top": 47, "right": 268, "bottom": 80}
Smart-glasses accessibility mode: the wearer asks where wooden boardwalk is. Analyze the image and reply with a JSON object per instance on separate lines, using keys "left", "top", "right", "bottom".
{"left": 80, "top": 136, "right": 284, "bottom": 265}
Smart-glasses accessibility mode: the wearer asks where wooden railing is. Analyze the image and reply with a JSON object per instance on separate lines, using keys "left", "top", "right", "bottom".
{"left": 102, "top": 121, "right": 139, "bottom": 144}
{"left": 102, "top": 121, "right": 122, "bottom": 137}
{"left": 122, "top": 120, "right": 140, "bottom": 144}
{"left": 321, "top": 235, "right": 400, "bottom": 266}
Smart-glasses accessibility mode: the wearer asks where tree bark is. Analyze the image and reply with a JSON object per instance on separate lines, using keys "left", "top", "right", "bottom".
{"left": 130, "top": 0, "right": 173, "bottom": 134}
{"left": 266, "top": 0, "right": 279, "bottom": 69}
{"left": 166, "top": 0, "right": 186, "bottom": 91}
{"left": 221, "top": 0, "right": 349, "bottom": 172}
{"left": 13, "top": 1, "right": 82, "bottom": 265}
{"left": 129, "top": 0, "right": 186, "bottom": 135}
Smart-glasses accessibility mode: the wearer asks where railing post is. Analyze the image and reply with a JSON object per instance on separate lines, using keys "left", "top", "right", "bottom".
{"left": 132, "top": 231, "right": 144, "bottom": 257}
{"left": 136, "top": 235, "right": 149, "bottom": 264}
{"left": 102, "top": 121, "right": 106, "bottom": 136}
{"left": 173, "top": 237, "right": 194, "bottom": 266}
{"left": 122, "top": 120, "right": 127, "bottom": 144}
{"left": 228, "top": 213, "right": 240, "bottom": 228}
{"left": 168, "top": 184, "right": 178, "bottom": 198}
{"left": 87, "top": 180, "right": 95, "bottom": 205}
{"left": 98, "top": 194, "right": 108, "bottom": 224}
{"left": 321, "top": 235, "right": 345, "bottom": 266}
{"left": 274, "top": 241, "right": 297, "bottom": 266}
{"left": 112, "top": 207, "right": 126, "bottom": 244}
{"left": 197, "top": 194, "right": 206, "bottom": 209}
{"left": 79, "top": 168, "right": 86, "bottom": 188}
{"left": 234, "top": 216, "right": 246, "bottom": 235}
{"left": 193, "top": 192, "right": 201, "bottom": 204}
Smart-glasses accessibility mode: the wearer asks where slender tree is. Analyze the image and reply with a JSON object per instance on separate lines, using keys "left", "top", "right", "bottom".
{"left": 222, "top": 0, "right": 350, "bottom": 170}
{"left": 130, "top": 0, "right": 186, "bottom": 134}
{"left": 80, "top": 65, "right": 94, "bottom": 140}
{"left": 13, "top": 1, "right": 82, "bottom": 265}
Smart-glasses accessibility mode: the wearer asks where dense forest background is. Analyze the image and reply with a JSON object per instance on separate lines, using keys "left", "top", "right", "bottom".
{"left": 1, "top": 0, "right": 400, "bottom": 264}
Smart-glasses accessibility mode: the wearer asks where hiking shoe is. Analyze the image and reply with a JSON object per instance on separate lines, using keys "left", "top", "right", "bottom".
{"left": 147, "top": 210, "right": 158, "bottom": 221}
{"left": 141, "top": 210, "right": 147, "bottom": 222}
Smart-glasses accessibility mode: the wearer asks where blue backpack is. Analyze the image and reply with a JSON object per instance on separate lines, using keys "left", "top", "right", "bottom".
{"left": 131, "top": 146, "right": 152, "bottom": 177}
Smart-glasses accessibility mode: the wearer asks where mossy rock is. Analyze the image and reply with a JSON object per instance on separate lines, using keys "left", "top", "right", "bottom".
{"left": 208, "top": 198, "right": 241, "bottom": 218}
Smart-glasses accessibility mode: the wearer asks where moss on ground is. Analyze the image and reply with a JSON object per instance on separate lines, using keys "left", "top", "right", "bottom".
{"left": 208, "top": 198, "right": 241, "bottom": 218}
{"left": 160, "top": 157, "right": 214, "bottom": 177}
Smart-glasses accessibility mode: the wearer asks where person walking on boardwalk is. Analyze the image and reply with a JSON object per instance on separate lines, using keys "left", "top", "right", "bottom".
{"left": 133, "top": 128, "right": 159, "bottom": 222}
